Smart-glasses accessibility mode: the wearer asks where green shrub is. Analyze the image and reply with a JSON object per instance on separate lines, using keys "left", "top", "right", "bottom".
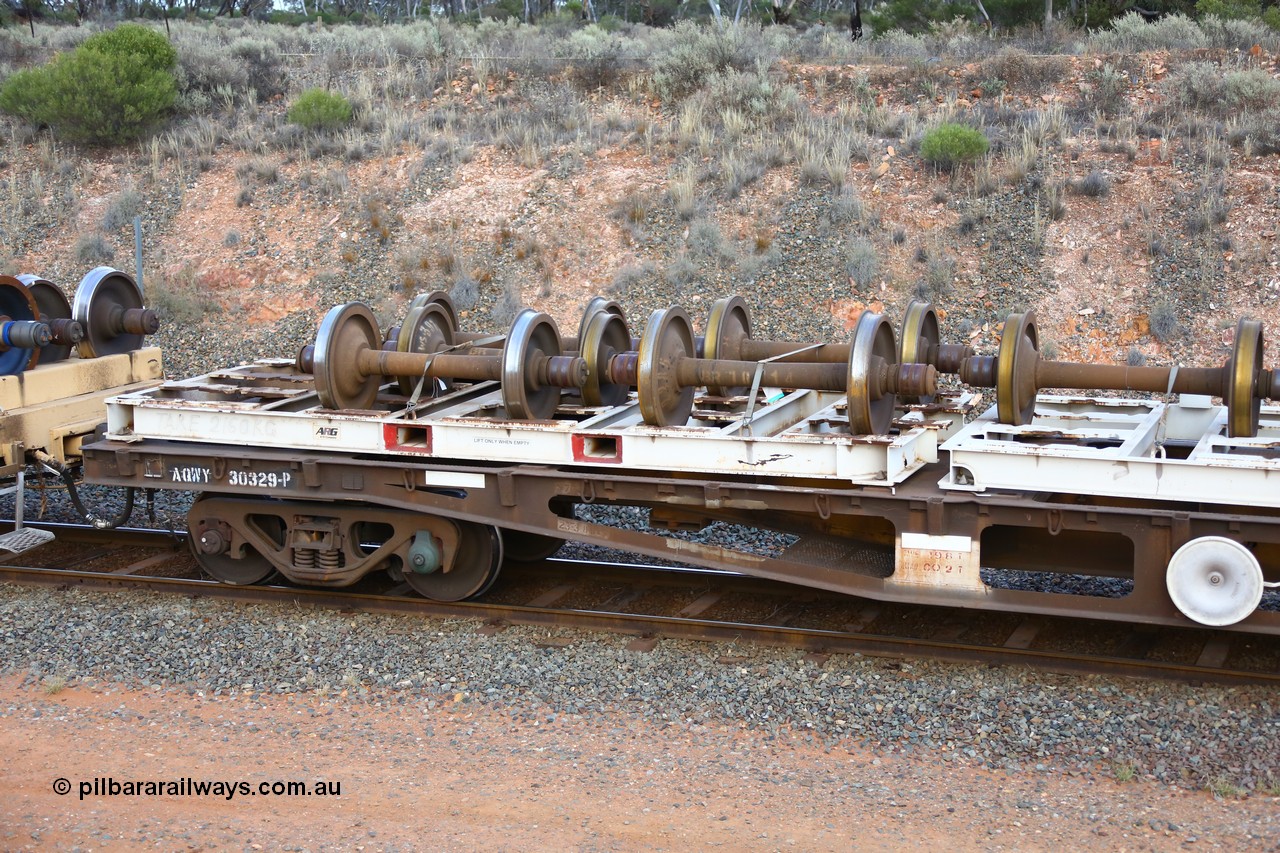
{"left": 973, "top": 0, "right": 1044, "bottom": 27}
{"left": 565, "top": 25, "right": 632, "bottom": 89}
{"left": 230, "top": 37, "right": 286, "bottom": 101}
{"left": 650, "top": 21, "right": 779, "bottom": 102}
{"left": 287, "top": 88, "right": 353, "bottom": 131}
{"left": 1172, "top": 62, "right": 1280, "bottom": 116}
{"left": 1089, "top": 13, "right": 1208, "bottom": 52}
{"left": 920, "top": 123, "right": 989, "bottom": 168}
{"left": 1196, "top": 0, "right": 1261, "bottom": 20}
{"left": 0, "top": 49, "right": 176, "bottom": 145}
{"left": 0, "top": 23, "right": 177, "bottom": 145}
{"left": 0, "top": 68, "right": 49, "bottom": 125}
{"left": 867, "top": 0, "right": 977, "bottom": 35}
{"left": 73, "top": 232, "right": 115, "bottom": 265}
{"left": 1073, "top": 0, "right": 1127, "bottom": 29}
{"left": 82, "top": 23, "right": 176, "bottom": 73}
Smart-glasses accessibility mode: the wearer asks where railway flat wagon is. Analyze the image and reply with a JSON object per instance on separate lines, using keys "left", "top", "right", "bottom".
{"left": 0, "top": 268, "right": 162, "bottom": 552}
{"left": 82, "top": 294, "right": 1280, "bottom": 634}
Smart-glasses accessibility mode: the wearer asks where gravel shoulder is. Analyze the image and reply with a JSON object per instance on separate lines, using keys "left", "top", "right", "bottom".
{"left": 0, "top": 675, "right": 1273, "bottom": 852}
{"left": 1, "top": 585, "right": 1278, "bottom": 851}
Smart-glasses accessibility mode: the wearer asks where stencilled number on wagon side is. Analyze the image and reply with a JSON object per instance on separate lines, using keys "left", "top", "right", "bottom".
{"left": 893, "top": 533, "right": 983, "bottom": 591}
{"left": 556, "top": 518, "right": 591, "bottom": 536}
{"left": 916, "top": 553, "right": 960, "bottom": 574}
{"left": 227, "top": 469, "right": 294, "bottom": 490}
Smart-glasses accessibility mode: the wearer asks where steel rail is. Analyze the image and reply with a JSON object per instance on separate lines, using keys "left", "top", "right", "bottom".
{"left": 1, "top": 520, "right": 186, "bottom": 547}
{"left": 0, "top": 553, "right": 1276, "bottom": 686}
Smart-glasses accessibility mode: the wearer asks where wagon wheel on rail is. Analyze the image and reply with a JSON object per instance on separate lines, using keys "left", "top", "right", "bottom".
{"left": 404, "top": 520, "right": 503, "bottom": 601}
{"left": 500, "top": 529, "right": 566, "bottom": 563}
{"left": 187, "top": 496, "right": 280, "bottom": 585}
{"left": 1166, "top": 536, "right": 1265, "bottom": 627}
{"left": 501, "top": 503, "right": 577, "bottom": 563}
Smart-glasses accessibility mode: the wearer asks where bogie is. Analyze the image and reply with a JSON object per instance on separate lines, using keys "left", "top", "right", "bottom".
{"left": 185, "top": 495, "right": 504, "bottom": 602}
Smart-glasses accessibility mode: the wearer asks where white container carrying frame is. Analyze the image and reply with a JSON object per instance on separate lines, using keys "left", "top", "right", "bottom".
{"left": 104, "top": 359, "right": 977, "bottom": 487}
{"left": 942, "top": 394, "right": 1280, "bottom": 508}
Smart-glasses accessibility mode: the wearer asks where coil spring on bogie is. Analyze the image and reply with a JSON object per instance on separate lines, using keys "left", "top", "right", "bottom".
{"left": 317, "top": 549, "right": 344, "bottom": 570}
{"left": 293, "top": 549, "right": 316, "bottom": 569}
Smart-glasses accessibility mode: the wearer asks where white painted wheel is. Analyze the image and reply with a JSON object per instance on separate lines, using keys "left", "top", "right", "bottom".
{"left": 1166, "top": 536, "right": 1263, "bottom": 626}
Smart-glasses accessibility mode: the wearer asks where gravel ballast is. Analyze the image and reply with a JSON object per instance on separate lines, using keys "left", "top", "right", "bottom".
{"left": 5, "top": 442, "right": 1280, "bottom": 798}
{"left": 6, "top": 217, "right": 1278, "bottom": 802}
{"left": 1, "top": 582, "right": 1277, "bottom": 796}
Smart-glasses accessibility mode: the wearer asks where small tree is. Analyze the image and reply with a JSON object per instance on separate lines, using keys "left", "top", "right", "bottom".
{"left": 0, "top": 47, "right": 176, "bottom": 145}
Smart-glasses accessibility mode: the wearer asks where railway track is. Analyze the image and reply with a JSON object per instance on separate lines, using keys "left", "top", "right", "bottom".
{"left": 4, "top": 521, "right": 1278, "bottom": 687}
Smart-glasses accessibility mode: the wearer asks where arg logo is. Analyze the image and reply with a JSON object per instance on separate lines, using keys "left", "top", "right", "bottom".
{"left": 316, "top": 426, "right": 339, "bottom": 438}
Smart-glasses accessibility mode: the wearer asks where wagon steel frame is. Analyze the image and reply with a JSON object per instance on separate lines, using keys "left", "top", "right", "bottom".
{"left": 82, "top": 360, "right": 1280, "bottom": 635}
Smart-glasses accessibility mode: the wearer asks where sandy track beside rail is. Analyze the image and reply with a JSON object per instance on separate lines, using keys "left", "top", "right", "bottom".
{"left": 0, "top": 675, "right": 1273, "bottom": 851}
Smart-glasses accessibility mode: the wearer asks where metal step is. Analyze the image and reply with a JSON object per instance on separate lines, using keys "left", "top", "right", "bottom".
{"left": 1, "top": 469, "right": 55, "bottom": 554}
{"left": 0, "top": 526, "right": 55, "bottom": 554}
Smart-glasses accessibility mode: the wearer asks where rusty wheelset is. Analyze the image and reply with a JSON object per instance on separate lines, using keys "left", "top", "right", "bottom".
{"left": 684, "top": 297, "right": 1274, "bottom": 439}
{"left": 302, "top": 295, "right": 937, "bottom": 434}
{"left": 0, "top": 267, "right": 160, "bottom": 374}
{"left": 301, "top": 292, "right": 1277, "bottom": 439}
{"left": 956, "top": 311, "right": 1268, "bottom": 438}
{"left": 299, "top": 302, "right": 589, "bottom": 420}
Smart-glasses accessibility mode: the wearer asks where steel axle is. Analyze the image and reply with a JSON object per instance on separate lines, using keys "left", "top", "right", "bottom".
{"left": 309, "top": 302, "right": 587, "bottom": 420}
{"left": 626, "top": 306, "right": 935, "bottom": 433}
{"left": 961, "top": 312, "right": 1270, "bottom": 437}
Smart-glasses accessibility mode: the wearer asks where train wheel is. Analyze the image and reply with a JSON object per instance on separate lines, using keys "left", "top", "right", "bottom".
{"left": 187, "top": 499, "right": 279, "bottom": 585}
{"left": 405, "top": 520, "right": 502, "bottom": 601}
{"left": 501, "top": 529, "right": 566, "bottom": 563}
